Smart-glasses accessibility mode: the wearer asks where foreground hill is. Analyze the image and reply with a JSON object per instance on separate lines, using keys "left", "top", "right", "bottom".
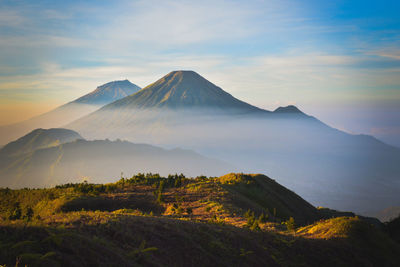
{"left": 0, "top": 129, "right": 231, "bottom": 188}
{"left": 66, "top": 70, "right": 400, "bottom": 215}
{"left": 0, "top": 80, "right": 140, "bottom": 145}
{"left": 0, "top": 173, "right": 398, "bottom": 266}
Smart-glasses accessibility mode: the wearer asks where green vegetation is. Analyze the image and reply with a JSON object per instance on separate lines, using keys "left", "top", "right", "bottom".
{"left": 285, "top": 217, "right": 296, "bottom": 232}
{"left": 0, "top": 173, "right": 399, "bottom": 266}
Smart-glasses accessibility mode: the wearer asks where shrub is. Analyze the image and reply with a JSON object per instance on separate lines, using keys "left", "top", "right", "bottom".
{"left": 286, "top": 217, "right": 296, "bottom": 232}
{"left": 8, "top": 202, "right": 22, "bottom": 220}
{"left": 250, "top": 220, "right": 260, "bottom": 231}
{"left": 244, "top": 209, "right": 255, "bottom": 226}
{"left": 24, "top": 207, "right": 34, "bottom": 221}
{"left": 258, "top": 212, "right": 268, "bottom": 223}
{"left": 154, "top": 181, "right": 165, "bottom": 203}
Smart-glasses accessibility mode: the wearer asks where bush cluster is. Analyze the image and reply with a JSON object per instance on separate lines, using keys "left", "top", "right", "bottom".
{"left": 244, "top": 209, "right": 270, "bottom": 231}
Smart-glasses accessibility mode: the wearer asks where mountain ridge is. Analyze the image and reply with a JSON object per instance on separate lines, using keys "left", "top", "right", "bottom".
{"left": 0, "top": 128, "right": 82, "bottom": 157}
{"left": 0, "top": 128, "right": 232, "bottom": 188}
{"left": 0, "top": 80, "right": 141, "bottom": 145}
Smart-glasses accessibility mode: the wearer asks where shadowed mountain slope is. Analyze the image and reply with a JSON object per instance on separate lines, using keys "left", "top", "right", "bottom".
{"left": 274, "top": 105, "right": 303, "bottom": 113}
{"left": 0, "top": 128, "right": 82, "bottom": 157}
{"left": 0, "top": 129, "right": 231, "bottom": 189}
{"left": 0, "top": 80, "right": 141, "bottom": 145}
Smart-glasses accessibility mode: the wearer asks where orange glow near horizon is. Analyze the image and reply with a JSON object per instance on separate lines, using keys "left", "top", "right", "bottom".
{"left": 0, "top": 102, "right": 58, "bottom": 126}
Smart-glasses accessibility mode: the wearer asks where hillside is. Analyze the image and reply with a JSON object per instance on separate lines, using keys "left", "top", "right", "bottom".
{"left": 0, "top": 129, "right": 231, "bottom": 188}
{"left": 0, "top": 173, "right": 398, "bottom": 266}
{"left": 66, "top": 70, "right": 400, "bottom": 216}
{"left": 0, "top": 128, "right": 82, "bottom": 157}
{"left": 0, "top": 80, "right": 141, "bottom": 145}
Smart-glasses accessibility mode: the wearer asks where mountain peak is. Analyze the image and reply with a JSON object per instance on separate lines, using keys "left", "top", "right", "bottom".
{"left": 96, "top": 79, "right": 132, "bottom": 88}
{"left": 165, "top": 70, "right": 200, "bottom": 79}
{"left": 168, "top": 70, "right": 197, "bottom": 75}
{"left": 273, "top": 105, "right": 303, "bottom": 114}
{"left": 73, "top": 80, "right": 141, "bottom": 105}
{"left": 105, "top": 70, "right": 263, "bottom": 113}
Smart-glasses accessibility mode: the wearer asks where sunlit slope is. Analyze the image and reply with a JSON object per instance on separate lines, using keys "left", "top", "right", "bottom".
{"left": 217, "top": 173, "right": 321, "bottom": 225}
{"left": 1, "top": 173, "right": 399, "bottom": 266}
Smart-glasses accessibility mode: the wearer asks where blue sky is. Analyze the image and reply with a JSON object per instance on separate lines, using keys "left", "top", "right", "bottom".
{"left": 0, "top": 0, "right": 400, "bottom": 146}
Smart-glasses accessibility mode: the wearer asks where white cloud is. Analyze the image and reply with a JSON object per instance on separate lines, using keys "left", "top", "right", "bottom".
{"left": 0, "top": 0, "right": 399, "bottom": 143}
{"left": 104, "top": 0, "right": 259, "bottom": 44}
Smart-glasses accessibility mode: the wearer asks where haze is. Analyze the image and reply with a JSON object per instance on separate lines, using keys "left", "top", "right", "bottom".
{"left": 1, "top": 0, "right": 400, "bottom": 146}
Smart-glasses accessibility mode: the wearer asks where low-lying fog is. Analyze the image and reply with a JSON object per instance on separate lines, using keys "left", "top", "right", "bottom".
{"left": 65, "top": 107, "right": 400, "bottom": 215}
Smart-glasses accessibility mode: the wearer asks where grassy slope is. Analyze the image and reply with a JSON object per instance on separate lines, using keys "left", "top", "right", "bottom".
{"left": 0, "top": 173, "right": 399, "bottom": 266}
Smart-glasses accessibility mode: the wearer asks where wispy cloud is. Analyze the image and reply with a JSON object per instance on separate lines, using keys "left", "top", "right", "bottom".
{"left": 0, "top": 10, "right": 26, "bottom": 27}
{"left": 0, "top": 0, "right": 399, "bottom": 145}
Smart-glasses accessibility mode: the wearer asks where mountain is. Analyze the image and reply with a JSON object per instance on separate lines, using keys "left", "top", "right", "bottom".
{"left": 0, "top": 80, "right": 141, "bottom": 145}
{"left": 73, "top": 79, "right": 141, "bottom": 105}
{"left": 106, "top": 70, "right": 264, "bottom": 112}
{"left": 66, "top": 70, "right": 400, "bottom": 216}
{"left": 0, "top": 128, "right": 82, "bottom": 157}
{"left": 0, "top": 128, "right": 231, "bottom": 188}
{"left": 1, "top": 172, "right": 398, "bottom": 266}
{"left": 66, "top": 70, "right": 310, "bottom": 142}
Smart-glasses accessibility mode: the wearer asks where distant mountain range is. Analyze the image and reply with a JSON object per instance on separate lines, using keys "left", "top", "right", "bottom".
{"left": 1, "top": 70, "right": 399, "bottom": 215}
{"left": 67, "top": 71, "right": 310, "bottom": 143}
{"left": 0, "top": 128, "right": 231, "bottom": 188}
{"left": 0, "top": 80, "right": 141, "bottom": 145}
{"left": 66, "top": 70, "right": 400, "bottom": 215}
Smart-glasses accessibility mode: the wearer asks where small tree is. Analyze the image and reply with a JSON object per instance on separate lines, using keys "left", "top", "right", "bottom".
{"left": 286, "top": 217, "right": 296, "bottom": 232}
{"left": 9, "top": 202, "right": 22, "bottom": 220}
{"left": 244, "top": 209, "right": 256, "bottom": 227}
{"left": 157, "top": 191, "right": 163, "bottom": 203}
{"left": 156, "top": 181, "right": 165, "bottom": 203}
